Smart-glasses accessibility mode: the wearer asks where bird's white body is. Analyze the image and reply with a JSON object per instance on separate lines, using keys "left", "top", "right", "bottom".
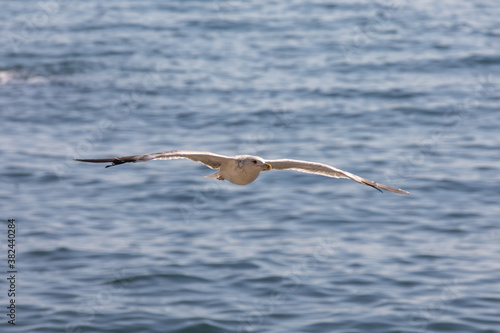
{"left": 211, "top": 155, "right": 270, "bottom": 185}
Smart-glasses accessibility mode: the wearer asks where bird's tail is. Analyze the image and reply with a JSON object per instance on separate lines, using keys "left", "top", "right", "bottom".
{"left": 205, "top": 171, "right": 220, "bottom": 179}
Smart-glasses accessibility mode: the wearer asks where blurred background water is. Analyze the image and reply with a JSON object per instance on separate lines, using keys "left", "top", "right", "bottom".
{"left": 1, "top": 1, "right": 500, "bottom": 332}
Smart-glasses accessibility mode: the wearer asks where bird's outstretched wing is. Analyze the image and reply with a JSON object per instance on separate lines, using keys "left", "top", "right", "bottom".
{"left": 74, "top": 150, "right": 231, "bottom": 169}
{"left": 266, "top": 159, "right": 410, "bottom": 194}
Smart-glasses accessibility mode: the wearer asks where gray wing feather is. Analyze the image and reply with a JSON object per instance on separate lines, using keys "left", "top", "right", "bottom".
{"left": 266, "top": 159, "right": 410, "bottom": 194}
{"left": 74, "top": 150, "right": 230, "bottom": 169}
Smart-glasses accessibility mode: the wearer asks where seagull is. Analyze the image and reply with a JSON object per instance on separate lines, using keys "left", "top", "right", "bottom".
{"left": 74, "top": 150, "right": 409, "bottom": 194}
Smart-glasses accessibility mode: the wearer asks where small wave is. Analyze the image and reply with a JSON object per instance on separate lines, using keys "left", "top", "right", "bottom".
{"left": 168, "top": 321, "right": 231, "bottom": 333}
{"left": 0, "top": 59, "right": 97, "bottom": 85}
{"left": 0, "top": 69, "right": 48, "bottom": 85}
{"left": 464, "top": 53, "right": 500, "bottom": 66}
{"left": 0, "top": 70, "right": 16, "bottom": 84}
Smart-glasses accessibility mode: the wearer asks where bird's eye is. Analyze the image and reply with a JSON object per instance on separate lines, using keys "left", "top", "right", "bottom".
{"left": 252, "top": 160, "right": 257, "bottom": 164}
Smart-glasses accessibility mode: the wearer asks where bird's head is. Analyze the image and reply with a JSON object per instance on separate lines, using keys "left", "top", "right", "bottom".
{"left": 237, "top": 155, "right": 272, "bottom": 171}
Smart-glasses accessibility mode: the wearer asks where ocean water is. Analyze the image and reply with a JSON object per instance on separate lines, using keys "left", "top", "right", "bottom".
{"left": 1, "top": 1, "right": 500, "bottom": 332}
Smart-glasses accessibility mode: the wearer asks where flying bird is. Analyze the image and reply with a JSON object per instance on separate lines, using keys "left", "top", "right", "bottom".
{"left": 74, "top": 150, "right": 409, "bottom": 194}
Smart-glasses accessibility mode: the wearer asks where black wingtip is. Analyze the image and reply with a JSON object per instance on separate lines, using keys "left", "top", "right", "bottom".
{"left": 74, "top": 158, "right": 126, "bottom": 168}
{"left": 106, "top": 159, "right": 127, "bottom": 168}
{"left": 360, "top": 180, "right": 383, "bottom": 193}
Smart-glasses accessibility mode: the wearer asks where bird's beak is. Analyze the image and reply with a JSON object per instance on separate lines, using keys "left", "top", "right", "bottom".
{"left": 264, "top": 163, "right": 272, "bottom": 171}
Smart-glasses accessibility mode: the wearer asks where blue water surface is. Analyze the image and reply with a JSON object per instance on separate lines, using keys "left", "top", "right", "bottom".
{"left": 1, "top": 1, "right": 500, "bottom": 332}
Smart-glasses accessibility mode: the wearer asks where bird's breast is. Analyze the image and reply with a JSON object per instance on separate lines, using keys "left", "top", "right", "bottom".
{"left": 220, "top": 163, "right": 261, "bottom": 185}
